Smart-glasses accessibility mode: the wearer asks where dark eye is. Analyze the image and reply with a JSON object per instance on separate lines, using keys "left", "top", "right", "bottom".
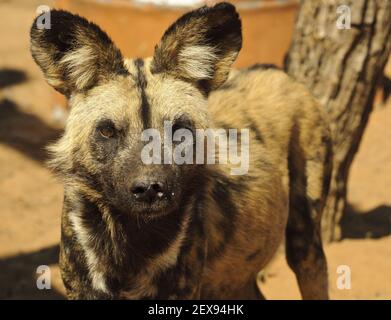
{"left": 97, "top": 120, "right": 117, "bottom": 139}
{"left": 99, "top": 127, "right": 115, "bottom": 139}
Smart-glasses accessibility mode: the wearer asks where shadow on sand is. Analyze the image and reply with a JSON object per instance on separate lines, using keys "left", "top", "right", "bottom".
{"left": 0, "top": 98, "right": 62, "bottom": 162}
{"left": 0, "top": 68, "right": 62, "bottom": 163}
{"left": 341, "top": 204, "right": 391, "bottom": 239}
{"left": 0, "top": 245, "right": 65, "bottom": 299}
{"left": 0, "top": 68, "right": 27, "bottom": 89}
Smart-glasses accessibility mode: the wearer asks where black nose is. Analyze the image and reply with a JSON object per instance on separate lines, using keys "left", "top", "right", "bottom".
{"left": 131, "top": 181, "right": 166, "bottom": 203}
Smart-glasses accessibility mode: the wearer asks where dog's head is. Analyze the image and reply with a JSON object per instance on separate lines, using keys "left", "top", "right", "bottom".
{"left": 30, "top": 3, "right": 242, "bottom": 217}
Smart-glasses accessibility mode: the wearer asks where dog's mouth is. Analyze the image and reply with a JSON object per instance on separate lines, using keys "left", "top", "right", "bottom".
{"left": 108, "top": 188, "right": 179, "bottom": 218}
{"left": 133, "top": 201, "right": 171, "bottom": 215}
{"left": 130, "top": 193, "right": 178, "bottom": 218}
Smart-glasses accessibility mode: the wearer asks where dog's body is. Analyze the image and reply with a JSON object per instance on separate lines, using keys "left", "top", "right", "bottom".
{"left": 31, "top": 3, "right": 332, "bottom": 299}
{"left": 203, "top": 65, "right": 332, "bottom": 299}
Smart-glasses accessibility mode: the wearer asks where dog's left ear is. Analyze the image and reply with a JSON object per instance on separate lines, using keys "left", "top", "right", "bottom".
{"left": 30, "top": 10, "right": 127, "bottom": 96}
{"left": 151, "top": 2, "right": 242, "bottom": 93}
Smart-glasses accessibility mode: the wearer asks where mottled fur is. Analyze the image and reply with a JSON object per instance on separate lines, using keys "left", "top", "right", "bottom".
{"left": 30, "top": 3, "right": 332, "bottom": 299}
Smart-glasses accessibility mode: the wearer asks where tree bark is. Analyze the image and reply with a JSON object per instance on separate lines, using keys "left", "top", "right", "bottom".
{"left": 285, "top": 0, "right": 391, "bottom": 242}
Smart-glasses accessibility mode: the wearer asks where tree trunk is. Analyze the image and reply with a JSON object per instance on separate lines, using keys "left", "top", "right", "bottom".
{"left": 285, "top": 0, "right": 391, "bottom": 242}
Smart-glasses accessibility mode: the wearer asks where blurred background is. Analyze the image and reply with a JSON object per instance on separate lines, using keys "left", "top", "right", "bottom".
{"left": 0, "top": 0, "right": 390, "bottom": 299}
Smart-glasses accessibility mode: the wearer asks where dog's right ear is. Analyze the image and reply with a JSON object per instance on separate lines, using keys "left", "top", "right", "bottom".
{"left": 151, "top": 2, "right": 242, "bottom": 94}
{"left": 30, "top": 10, "right": 127, "bottom": 96}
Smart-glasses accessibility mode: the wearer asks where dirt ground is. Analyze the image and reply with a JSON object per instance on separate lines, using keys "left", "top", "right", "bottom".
{"left": 0, "top": 0, "right": 390, "bottom": 300}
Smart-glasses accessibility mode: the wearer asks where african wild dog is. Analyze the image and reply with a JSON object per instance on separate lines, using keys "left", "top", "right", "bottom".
{"left": 30, "top": 3, "right": 332, "bottom": 299}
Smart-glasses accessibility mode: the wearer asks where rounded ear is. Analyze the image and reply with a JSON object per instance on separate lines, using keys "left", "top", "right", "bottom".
{"left": 30, "top": 10, "right": 128, "bottom": 96}
{"left": 151, "top": 2, "right": 242, "bottom": 94}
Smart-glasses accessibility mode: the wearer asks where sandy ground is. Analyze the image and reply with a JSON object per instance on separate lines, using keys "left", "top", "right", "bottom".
{"left": 0, "top": 0, "right": 390, "bottom": 299}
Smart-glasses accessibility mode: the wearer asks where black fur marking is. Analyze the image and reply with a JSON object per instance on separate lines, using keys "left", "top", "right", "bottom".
{"left": 60, "top": 201, "right": 96, "bottom": 298}
{"left": 285, "top": 121, "right": 319, "bottom": 268}
{"left": 70, "top": 162, "right": 104, "bottom": 194}
{"left": 245, "top": 116, "right": 265, "bottom": 144}
{"left": 246, "top": 248, "right": 262, "bottom": 261}
{"left": 208, "top": 175, "right": 239, "bottom": 261}
{"left": 215, "top": 121, "right": 234, "bottom": 130}
{"left": 322, "top": 134, "right": 333, "bottom": 201}
{"left": 253, "top": 280, "right": 265, "bottom": 299}
{"left": 172, "top": 114, "right": 195, "bottom": 137}
{"left": 153, "top": 266, "right": 181, "bottom": 299}
{"left": 134, "top": 58, "right": 150, "bottom": 129}
{"left": 246, "top": 63, "right": 280, "bottom": 72}
{"left": 176, "top": 285, "right": 194, "bottom": 298}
